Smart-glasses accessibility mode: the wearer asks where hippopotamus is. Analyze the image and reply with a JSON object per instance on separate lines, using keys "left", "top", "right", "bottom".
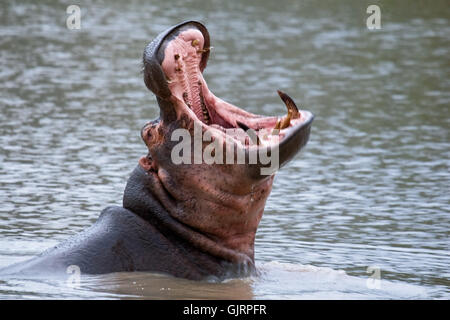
{"left": 0, "top": 21, "right": 314, "bottom": 280}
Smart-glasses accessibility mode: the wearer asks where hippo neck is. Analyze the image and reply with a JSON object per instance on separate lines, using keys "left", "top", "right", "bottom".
{"left": 122, "top": 165, "right": 254, "bottom": 268}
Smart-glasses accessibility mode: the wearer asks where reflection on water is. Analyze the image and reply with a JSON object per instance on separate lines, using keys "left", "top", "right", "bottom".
{"left": 0, "top": 262, "right": 436, "bottom": 299}
{"left": 0, "top": 0, "right": 449, "bottom": 299}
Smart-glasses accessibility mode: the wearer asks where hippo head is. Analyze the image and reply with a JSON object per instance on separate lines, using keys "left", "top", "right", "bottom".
{"left": 134, "top": 21, "right": 314, "bottom": 269}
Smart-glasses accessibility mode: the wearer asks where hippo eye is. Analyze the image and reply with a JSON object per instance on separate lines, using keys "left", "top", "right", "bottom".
{"left": 140, "top": 124, "right": 150, "bottom": 140}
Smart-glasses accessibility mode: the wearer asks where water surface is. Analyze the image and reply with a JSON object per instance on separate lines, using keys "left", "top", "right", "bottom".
{"left": 0, "top": 0, "right": 449, "bottom": 299}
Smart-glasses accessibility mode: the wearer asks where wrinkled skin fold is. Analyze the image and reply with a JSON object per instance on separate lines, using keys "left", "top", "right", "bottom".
{"left": 0, "top": 21, "right": 314, "bottom": 280}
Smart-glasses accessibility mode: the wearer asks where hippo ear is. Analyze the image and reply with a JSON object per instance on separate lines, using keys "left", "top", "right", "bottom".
{"left": 142, "top": 20, "right": 210, "bottom": 100}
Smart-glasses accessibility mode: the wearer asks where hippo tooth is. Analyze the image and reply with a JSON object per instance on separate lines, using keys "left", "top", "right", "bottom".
{"left": 277, "top": 90, "right": 300, "bottom": 119}
{"left": 236, "top": 120, "right": 250, "bottom": 131}
{"left": 197, "top": 46, "right": 212, "bottom": 54}
{"left": 236, "top": 121, "right": 261, "bottom": 146}
{"left": 272, "top": 119, "right": 281, "bottom": 134}
{"left": 279, "top": 113, "right": 291, "bottom": 129}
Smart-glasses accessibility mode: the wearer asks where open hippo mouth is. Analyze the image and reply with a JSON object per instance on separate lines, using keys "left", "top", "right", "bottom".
{"left": 142, "top": 21, "right": 314, "bottom": 177}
